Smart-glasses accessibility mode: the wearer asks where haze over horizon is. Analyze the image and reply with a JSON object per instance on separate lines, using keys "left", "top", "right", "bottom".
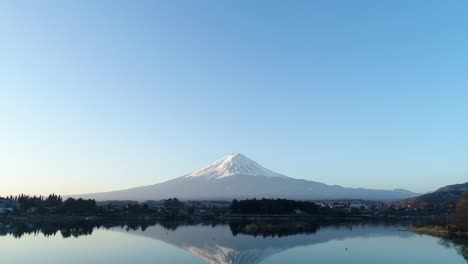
{"left": 1, "top": 1, "right": 468, "bottom": 196}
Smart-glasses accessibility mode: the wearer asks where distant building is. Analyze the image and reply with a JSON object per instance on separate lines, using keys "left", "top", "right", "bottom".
{"left": 294, "top": 209, "right": 304, "bottom": 215}
{"left": 350, "top": 203, "right": 367, "bottom": 210}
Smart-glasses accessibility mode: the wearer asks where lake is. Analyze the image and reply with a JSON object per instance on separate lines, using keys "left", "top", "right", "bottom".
{"left": 0, "top": 220, "right": 466, "bottom": 264}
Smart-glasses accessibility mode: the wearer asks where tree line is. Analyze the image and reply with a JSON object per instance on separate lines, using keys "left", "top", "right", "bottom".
{"left": 3, "top": 194, "right": 97, "bottom": 215}
{"left": 230, "top": 198, "right": 318, "bottom": 215}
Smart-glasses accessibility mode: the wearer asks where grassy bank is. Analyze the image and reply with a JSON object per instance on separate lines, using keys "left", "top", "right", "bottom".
{"left": 410, "top": 226, "right": 468, "bottom": 237}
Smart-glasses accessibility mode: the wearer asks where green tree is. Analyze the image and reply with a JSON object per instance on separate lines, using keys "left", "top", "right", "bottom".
{"left": 45, "top": 194, "right": 62, "bottom": 208}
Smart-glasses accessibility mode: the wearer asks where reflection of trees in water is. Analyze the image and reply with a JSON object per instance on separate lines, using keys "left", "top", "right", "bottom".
{"left": 438, "top": 236, "right": 468, "bottom": 261}
{"left": 60, "top": 227, "right": 94, "bottom": 238}
{"left": 0, "top": 220, "right": 97, "bottom": 238}
{"left": 158, "top": 219, "right": 221, "bottom": 231}
{"left": 227, "top": 220, "right": 414, "bottom": 238}
{"left": 0, "top": 218, "right": 439, "bottom": 241}
{"left": 158, "top": 220, "right": 184, "bottom": 231}
{"left": 0, "top": 219, "right": 160, "bottom": 239}
{"left": 0, "top": 218, "right": 213, "bottom": 238}
{"left": 229, "top": 220, "right": 319, "bottom": 238}
{"left": 0, "top": 219, "right": 324, "bottom": 239}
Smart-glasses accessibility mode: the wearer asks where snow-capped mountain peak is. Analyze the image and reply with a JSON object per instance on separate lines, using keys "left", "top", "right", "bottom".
{"left": 184, "top": 153, "right": 288, "bottom": 180}
{"left": 71, "top": 153, "right": 418, "bottom": 201}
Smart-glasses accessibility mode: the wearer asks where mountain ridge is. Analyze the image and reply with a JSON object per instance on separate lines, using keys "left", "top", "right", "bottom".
{"left": 69, "top": 153, "right": 417, "bottom": 201}
{"left": 396, "top": 182, "right": 468, "bottom": 208}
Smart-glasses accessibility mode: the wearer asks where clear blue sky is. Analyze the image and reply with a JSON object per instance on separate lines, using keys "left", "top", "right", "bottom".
{"left": 1, "top": 1, "right": 467, "bottom": 196}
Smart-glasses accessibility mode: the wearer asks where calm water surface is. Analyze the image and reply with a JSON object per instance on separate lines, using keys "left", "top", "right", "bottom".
{"left": 0, "top": 221, "right": 466, "bottom": 264}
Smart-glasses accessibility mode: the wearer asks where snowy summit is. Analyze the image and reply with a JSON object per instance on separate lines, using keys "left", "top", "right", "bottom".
{"left": 184, "top": 153, "right": 288, "bottom": 180}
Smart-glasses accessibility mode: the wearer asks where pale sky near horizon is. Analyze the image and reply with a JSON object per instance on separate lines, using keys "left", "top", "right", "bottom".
{"left": 1, "top": 1, "right": 467, "bottom": 196}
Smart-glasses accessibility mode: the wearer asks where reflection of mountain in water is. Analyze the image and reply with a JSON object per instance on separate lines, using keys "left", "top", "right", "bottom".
{"left": 1, "top": 219, "right": 467, "bottom": 264}
{"left": 117, "top": 222, "right": 414, "bottom": 264}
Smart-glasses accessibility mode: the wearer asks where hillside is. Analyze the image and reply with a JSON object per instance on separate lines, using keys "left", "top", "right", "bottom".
{"left": 396, "top": 182, "right": 468, "bottom": 209}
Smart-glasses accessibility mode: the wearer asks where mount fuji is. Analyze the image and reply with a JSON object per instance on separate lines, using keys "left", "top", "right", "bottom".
{"left": 72, "top": 153, "right": 417, "bottom": 201}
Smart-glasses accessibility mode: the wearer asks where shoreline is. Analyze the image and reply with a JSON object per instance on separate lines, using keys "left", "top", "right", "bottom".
{"left": 409, "top": 226, "right": 468, "bottom": 238}
{"left": 1, "top": 214, "right": 425, "bottom": 224}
